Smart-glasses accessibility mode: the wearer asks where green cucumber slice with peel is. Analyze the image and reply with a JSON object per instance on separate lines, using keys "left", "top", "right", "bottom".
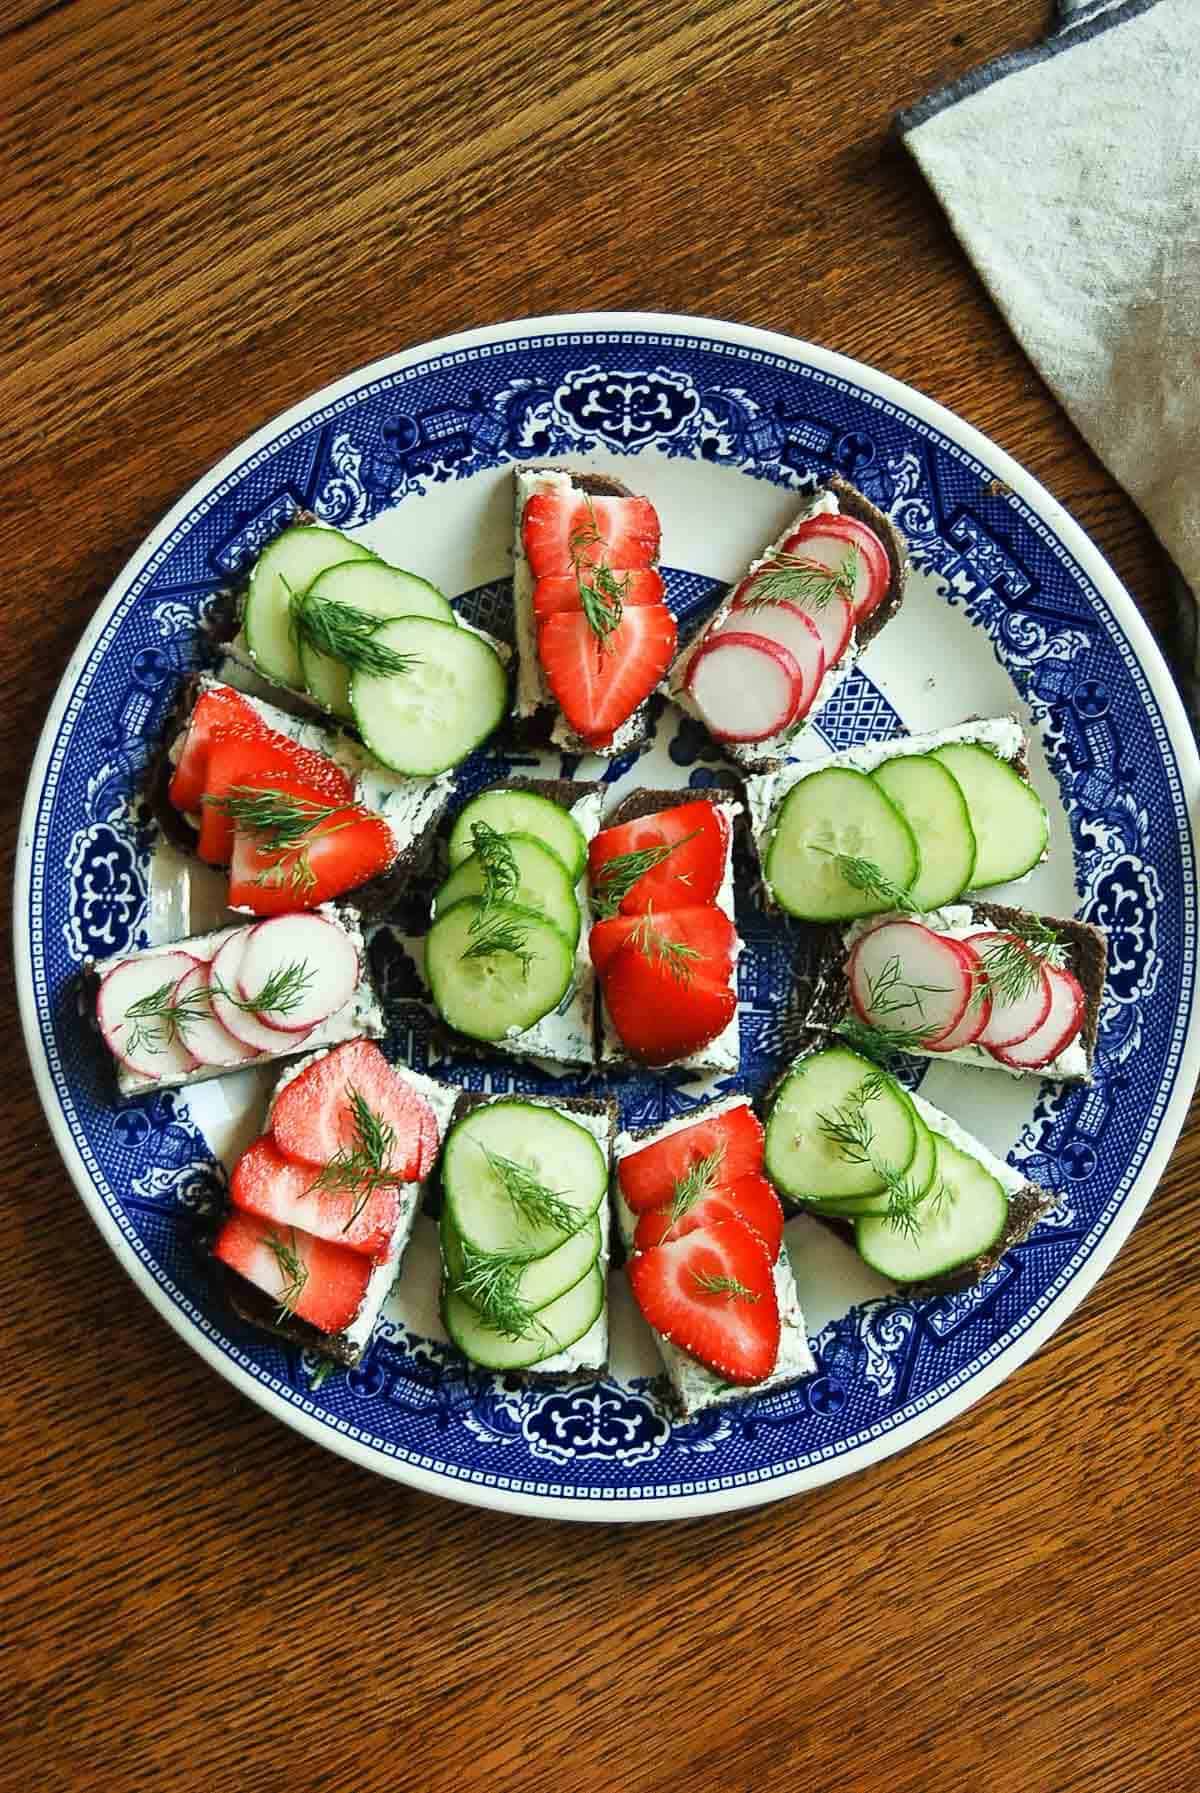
{"left": 243, "top": 525, "right": 374, "bottom": 690}
{"left": 440, "top": 1206, "right": 600, "bottom": 1313}
{"left": 854, "top": 1130, "right": 1008, "bottom": 1283}
{"left": 930, "top": 743, "right": 1048, "bottom": 889}
{"left": 434, "top": 832, "right": 581, "bottom": 947}
{"left": 764, "top": 768, "right": 919, "bottom": 920}
{"left": 441, "top": 1098, "right": 607, "bottom": 1258}
{"left": 805, "top": 1100, "right": 937, "bottom": 1217}
{"left": 443, "top": 1265, "right": 605, "bottom": 1371}
{"left": 870, "top": 754, "right": 977, "bottom": 910}
{"left": 299, "top": 560, "right": 454, "bottom": 720}
{"left": 350, "top": 615, "right": 508, "bottom": 776}
{"left": 425, "top": 899, "right": 575, "bottom": 1042}
{"left": 448, "top": 789, "right": 587, "bottom": 881}
{"left": 764, "top": 1045, "right": 917, "bottom": 1202}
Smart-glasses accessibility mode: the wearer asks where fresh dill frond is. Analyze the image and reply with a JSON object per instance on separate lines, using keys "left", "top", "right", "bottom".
{"left": 264, "top": 1228, "right": 309, "bottom": 1320}
{"left": 470, "top": 821, "right": 521, "bottom": 915}
{"left": 974, "top": 918, "right": 1069, "bottom": 1008}
{"left": 815, "top": 1075, "right": 938, "bottom": 1242}
{"left": 452, "top": 1240, "right": 549, "bottom": 1343}
{"left": 306, "top": 1087, "right": 402, "bottom": 1230}
{"left": 591, "top": 829, "right": 700, "bottom": 920}
{"left": 738, "top": 543, "right": 859, "bottom": 611}
{"left": 669, "top": 1145, "right": 727, "bottom": 1230}
{"left": 479, "top": 1143, "right": 582, "bottom": 1238}
{"left": 629, "top": 906, "right": 702, "bottom": 984}
{"left": 568, "top": 495, "right": 627, "bottom": 646}
{"left": 236, "top": 958, "right": 315, "bottom": 1019}
{"left": 692, "top": 1270, "right": 760, "bottom": 1302}
{"left": 285, "top": 574, "right": 422, "bottom": 679}
{"left": 121, "top": 975, "right": 214, "bottom": 1057}
{"left": 808, "top": 847, "right": 919, "bottom": 913}
{"left": 459, "top": 910, "right": 535, "bottom": 977}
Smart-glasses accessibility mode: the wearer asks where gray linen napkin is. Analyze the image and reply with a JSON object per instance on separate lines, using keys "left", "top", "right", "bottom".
{"left": 898, "top": 0, "right": 1200, "bottom": 718}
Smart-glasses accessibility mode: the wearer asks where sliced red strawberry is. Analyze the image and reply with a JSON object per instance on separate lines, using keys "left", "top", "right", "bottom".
{"left": 213, "top": 1208, "right": 373, "bottom": 1335}
{"left": 627, "top": 1218, "right": 780, "bottom": 1383}
{"left": 269, "top": 1039, "right": 440, "bottom": 1180}
{"left": 167, "top": 686, "right": 266, "bottom": 813}
{"left": 634, "top": 1172, "right": 784, "bottom": 1260}
{"left": 532, "top": 567, "right": 665, "bottom": 620}
{"left": 591, "top": 903, "right": 737, "bottom": 982}
{"left": 522, "top": 491, "right": 660, "bottom": 577}
{"left": 782, "top": 514, "right": 890, "bottom": 622}
{"left": 589, "top": 799, "right": 730, "bottom": 916}
{"left": 618, "top": 1102, "right": 765, "bottom": 1212}
{"left": 230, "top": 1134, "right": 403, "bottom": 1264}
{"left": 196, "top": 735, "right": 355, "bottom": 864}
{"left": 601, "top": 911, "right": 738, "bottom": 1067}
{"left": 538, "top": 604, "right": 677, "bottom": 745}
{"left": 226, "top": 790, "right": 394, "bottom": 915}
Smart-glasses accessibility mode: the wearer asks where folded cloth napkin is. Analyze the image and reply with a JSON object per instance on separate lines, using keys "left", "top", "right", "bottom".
{"left": 898, "top": 0, "right": 1200, "bottom": 720}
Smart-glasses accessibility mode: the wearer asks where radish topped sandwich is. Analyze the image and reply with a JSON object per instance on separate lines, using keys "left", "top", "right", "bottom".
{"left": 666, "top": 478, "right": 908, "bottom": 771}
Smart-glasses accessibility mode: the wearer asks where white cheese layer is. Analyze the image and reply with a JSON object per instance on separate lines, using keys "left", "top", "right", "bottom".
{"left": 909, "top": 1091, "right": 1029, "bottom": 1199}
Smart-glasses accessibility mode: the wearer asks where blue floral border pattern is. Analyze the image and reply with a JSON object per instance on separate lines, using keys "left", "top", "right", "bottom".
{"left": 26, "top": 330, "right": 1195, "bottom": 1508}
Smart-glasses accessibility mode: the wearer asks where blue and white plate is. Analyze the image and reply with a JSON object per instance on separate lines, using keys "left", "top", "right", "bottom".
{"left": 17, "top": 313, "right": 1199, "bottom": 1522}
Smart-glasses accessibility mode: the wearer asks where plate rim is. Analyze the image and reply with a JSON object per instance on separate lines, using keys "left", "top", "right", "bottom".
{"left": 16, "top": 308, "right": 1200, "bottom": 1523}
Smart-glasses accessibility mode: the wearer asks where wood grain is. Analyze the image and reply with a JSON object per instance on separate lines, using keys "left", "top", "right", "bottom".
{"left": 2, "top": 2, "right": 1197, "bottom": 1789}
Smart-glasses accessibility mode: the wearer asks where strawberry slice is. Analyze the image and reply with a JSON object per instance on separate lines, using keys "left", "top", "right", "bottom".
{"left": 196, "top": 735, "right": 355, "bottom": 865}
{"left": 168, "top": 687, "right": 267, "bottom": 812}
{"left": 589, "top": 799, "right": 730, "bottom": 916}
{"left": 522, "top": 492, "right": 660, "bottom": 577}
{"left": 627, "top": 1218, "right": 780, "bottom": 1383}
{"left": 601, "top": 912, "right": 738, "bottom": 1066}
{"left": 230, "top": 1134, "right": 404, "bottom": 1264}
{"left": 225, "top": 783, "right": 394, "bottom": 915}
{"left": 634, "top": 1172, "right": 784, "bottom": 1260}
{"left": 213, "top": 1208, "right": 373, "bottom": 1336}
{"left": 591, "top": 903, "right": 737, "bottom": 981}
{"left": 538, "top": 605, "right": 678, "bottom": 746}
{"left": 269, "top": 1039, "right": 440, "bottom": 1180}
{"left": 618, "top": 1102, "right": 765, "bottom": 1212}
{"left": 532, "top": 568, "right": 665, "bottom": 620}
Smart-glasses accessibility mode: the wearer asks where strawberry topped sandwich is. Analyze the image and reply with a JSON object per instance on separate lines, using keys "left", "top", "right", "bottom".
{"left": 513, "top": 467, "right": 677, "bottom": 754}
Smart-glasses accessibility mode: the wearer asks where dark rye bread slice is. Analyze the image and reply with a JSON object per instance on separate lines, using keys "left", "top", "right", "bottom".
{"left": 222, "top": 1271, "right": 380, "bottom": 1368}
{"left": 440, "top": 1089, "right": 618, "bottom": 1385}
{"left": 666, "top": 474, "right": 910, "bottom": 776}
{"left": 795, "top": 901, "right": 1106, "bottom": 1080}
{"left": 507, "top": 468, "right": 660, "bottom": 759}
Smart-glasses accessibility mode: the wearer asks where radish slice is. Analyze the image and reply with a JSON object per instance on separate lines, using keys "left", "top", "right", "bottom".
{"left": 238, "top": 912, "right": 359, "bottom": 1032}
{"left": 972, "top": 932, "right": 1055, "bottom": 1048}
{"left": 209, "top": 933, "right": 310, "bottom": 1055}
{"left": 990, "top": 966, "right": 1086, "bottom": 1070}
{"left": 734, "top": 572, "right": 855, "bottom": 671}
{"left": 97, "top": 951, "right": 201, "bottom": 1080}
{"left": 172, "top": 962, "right": 261, "bottom": 1067}
{"left": 781, "top": 516, "right": 890, "bottom": 622}
{"left": 685, "top": 631, "right": 803, "bottom": 742}
{"left": 923, "top": 968, "right": 992, "bottom": 1051}
{"left": 712, "top": 602, "right": 826, "bottom": 722}
{"left": 847, "top": 921, "right": 974, "bottom": 1045}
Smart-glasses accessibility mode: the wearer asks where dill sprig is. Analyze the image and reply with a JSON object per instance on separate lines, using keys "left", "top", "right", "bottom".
{"left": 860, "top": 952, "right": 949, "bottom": 1036}
{"left": 592, "top": 829, "right": 700, "bottom": 920}
{"left": 452, "top": 1240, "right": 550, "bottom": 1343}
{"left": 809, "top": 846, "right": 918, "bottom": 913}
{"left": 121, "top": 958, "right": 315, "bottom": 1056}
{"left": 263, "top": 1228, "right": 309, "bottom": 1320}
{"left": 470, "top": 822, "right": 521, "bottom": 915}
{"left": 974, "top": 919, "right": 1069, "bottom": 1008}
{"left": 459, "top": 910, "right": 535, "bottom": 977}
{"left": 240, "top": 958, "right": 316, "bottom": 1019}
{"left": 480, "top": 1143, "right": 583, "bottom": 1239}
{"left": 203, "top": 786, "right": 357, "bottom": 852}
{"left": 306, "top": 1087, "right": 403, "bottom": 1230}
{"left": 284, "top": 574, "right": 422, "bottom": 679}
{"left": 629, "top": 906, "right": 702, "bottom": 985}
{"left": 832, "top": 1013, "right": 927, "bottom": 1066}
{"left": 669, "top": 1145, "right": 727, "bottom": 1230}
{"left": 816, "top": 1077, "right": 944, "bottom": 1242}
{"left": 568, "top": 496, "right": 628, "bottom": 646}
{"left": 692, "top": 1270, "right": 760, "bottom": 1302}
{"left": 739, "top": 543, "right": 860, "bottom": 611}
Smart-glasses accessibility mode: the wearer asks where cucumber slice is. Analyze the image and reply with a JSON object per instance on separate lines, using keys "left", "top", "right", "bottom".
{"left": 807, "top": 1101, "right": 937, "bottom": 1217}
{"left": 764, "top": 768, "right": 919, "bottom": 920}
{"left": 425, "top": 899, "right": 575, "bottom": 1042}
{"left": 243, "top": 526, "right": 374, "bottom": 690}
{"left": 350, "top": 617, "right": 508, "bottom": 776}
{"left": 448, "top": 790, "right": 587, "bottom": 881}
{"left": 444, "top": 1265, "right": 605, "bottom": 1371}
{"left": 442, "top": 1098, "right": 608, "bottom": 1257}
{"left": 299, "top": 560, "right": 454, "bottom": 720}
{"left": 765, "top": 1046, "right": 917, "bottom": 1202}
{"left": 871, "top": 755, "right": 977, "bottom": 910}
{"left": 855, "top": 1131, "right": 1008, "bottom": 1283}
{"left": 441, "top": 1206, "right": 600, "bottom": 1311}
{"left": 931, "top": 744, "right": 1049, "bottom": 889}
{"left": 434, "top": 832, "right": 581, "bottom": 947}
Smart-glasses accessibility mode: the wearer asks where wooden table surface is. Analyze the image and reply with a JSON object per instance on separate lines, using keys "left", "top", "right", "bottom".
{"left": 4, "top": 1, "right": 1198, "bottom": 1788}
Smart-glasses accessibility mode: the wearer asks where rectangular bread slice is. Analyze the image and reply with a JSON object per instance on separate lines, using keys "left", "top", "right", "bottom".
{"left": 802, "top": 900, "right": 1106, "bottom": 1082}
{"left": 440, "top": 1090, "right": 617, "bottom": 1383}
{"left": 612, "top": 1096, "right": 816, "bottom": 1417}
{"left": 511, "top": 465, "right": 660, "bottom": 758}
{"left": 594, "top": 785, "right": 743, "bottom": 1077}
{"left": 220, "top": 1055, "right": 461, "bottom": 1366}
{"left": 665, "top": 475, "right": 909, "bottom": 774}
{"left": 89, "top": 902, "right": 384, "bottom": 1099}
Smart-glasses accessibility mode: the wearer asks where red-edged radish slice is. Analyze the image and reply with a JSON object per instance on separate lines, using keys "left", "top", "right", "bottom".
{"left": 972, "top": 932, "right": 1055, "bottom": 1049}
{"left": 172, "top": 961, "right": 261, "bottom": 1067}
{"left": 847, "top": 921, "right": 975, "bottom": 1045}
{"left": 97, "top": 951, "right": 201, "bottom": 1080}
{"left": 923, "top": 967, "right": 992, "bottom": 1051}
{"left": 990, "top": 965, "right": 1086, "bottom": 1070}
{"left": 782, "top": 515, "right": 890, "bottom": 622}
{"left": 712, "top": 602, "right": 825, "bottom": 722}
{"left": 685, "top": 631, "right": 803, "bottom": 742}
{"left": 209, "top": 932, "right": 310, "bottom": 1056}
{"left": 731, "top": 569, "right": 854, "bottom": 671}
{"left": 238, "top": 912, "right": 359, "bottom": 1033}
